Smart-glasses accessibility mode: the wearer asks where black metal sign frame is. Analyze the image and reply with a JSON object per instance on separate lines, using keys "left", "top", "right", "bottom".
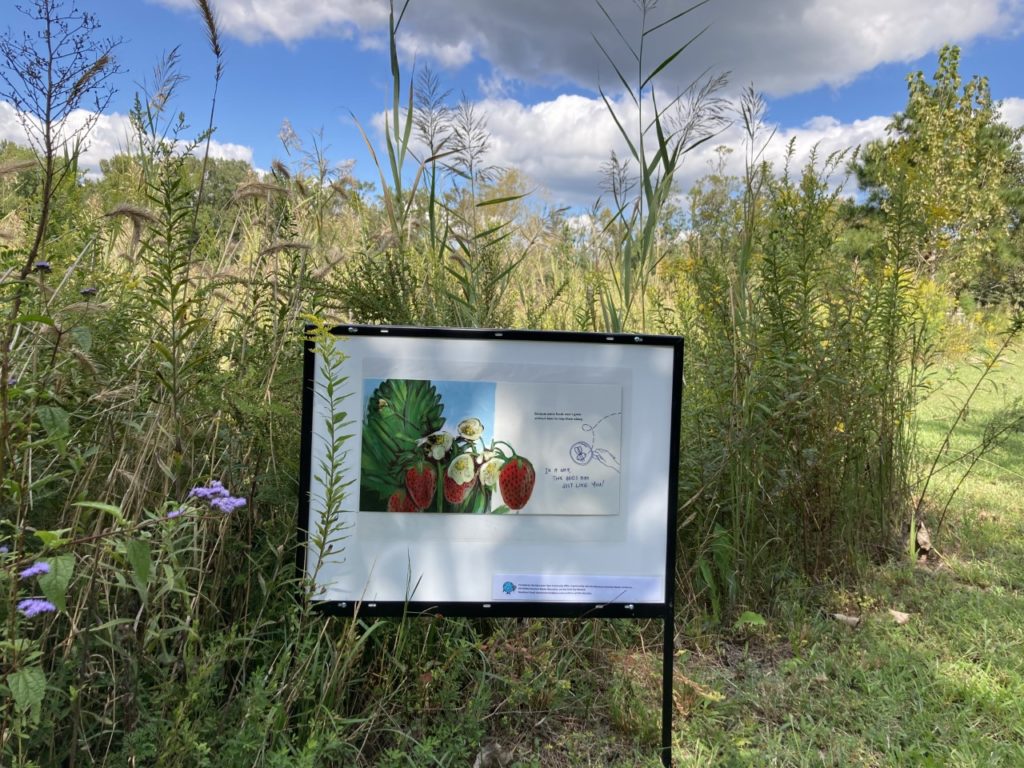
{"left": 298, "top": 324, "right": 683, "bottom": 766}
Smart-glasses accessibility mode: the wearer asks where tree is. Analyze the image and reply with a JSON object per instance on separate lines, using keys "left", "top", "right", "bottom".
{"left": 982, "top": 117, "right": 1024, "bottom": 303}
{"left": 0, "top": 0, "right": 121, "bottom": 271}
{"left": 0, "top": 0, "right": 121, "bottom": 488}
{"left": 853, "top": 45, "right": 1016, "bottom": 296}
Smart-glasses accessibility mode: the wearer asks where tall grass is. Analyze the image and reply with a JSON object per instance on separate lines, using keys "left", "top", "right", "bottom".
{"left": 591, "top": 0, "right": 728, "bottom": 333}
{"left": 675, "top": 130, "right": 931, "bottom": 617}
{"left": 0, "top": 0, "right": 1017, "bottom": 763}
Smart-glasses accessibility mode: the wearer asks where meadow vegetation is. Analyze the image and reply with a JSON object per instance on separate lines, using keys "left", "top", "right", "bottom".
{"left": 0, "top": 0, "right": 1021, "bottom": 764}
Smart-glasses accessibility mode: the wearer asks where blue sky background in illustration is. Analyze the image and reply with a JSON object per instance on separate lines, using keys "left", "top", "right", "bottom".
{"left": 0, "top": 0, "right": 1021, "bottom": 208}
{"left": 363, "top": 378, "right": 496, "bottom": 447}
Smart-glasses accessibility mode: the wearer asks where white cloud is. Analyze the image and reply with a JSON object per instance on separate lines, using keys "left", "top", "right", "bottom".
{"left": 0, "top": 100, "right": 254, "bottom": 176}
{"left": 482, "top": 94, "right": 632, "bottom": 205}
{"left": 1000, "top": 97, "right": 1024, "bottom": 128}
{"left": 367, "top": 91, "right": 628, "bottom": 205}
{"left": 398, "top": 34, "right": 474, "bottom": 69}
{"left": 151, "top": 0, "right": 387, "bottom": 44}
{"left": 764, "top": 114, "right": 891, "bottom": 172}
{"left": 370, "top": 88, "right": 892, "bottom": 207}
{"left": 478, "top": 70, "right": 516, "bottom": 100}
{"left": 462, "top": 94, "right": 890, "bottom": 207}
{"left": 152, "top": 0, "right": 1022, "bottom": 97}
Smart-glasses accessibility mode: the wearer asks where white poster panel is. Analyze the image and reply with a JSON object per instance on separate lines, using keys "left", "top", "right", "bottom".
{"left": 493, "top": 381, "right": 622, "bottom": 516}
{"left": 301, "top": 328, "right": 680, "bottom": 609}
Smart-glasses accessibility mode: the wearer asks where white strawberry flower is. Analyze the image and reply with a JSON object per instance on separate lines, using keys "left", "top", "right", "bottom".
{"left": 417, "top": 431, "right": 454, "bottom": 460}
{"left": 448, "top": 453, "right": 476, "bottom": 484}
{"left": 457, "top": 417, "right": 484, "bottom": 441}
{"left": 479, "top": 457, "right": 504, "bottom": 488}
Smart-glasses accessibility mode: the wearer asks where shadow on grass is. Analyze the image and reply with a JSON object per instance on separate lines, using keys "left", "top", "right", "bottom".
{"left": 674, "top": 558, "right": 1024, "bottom": 766}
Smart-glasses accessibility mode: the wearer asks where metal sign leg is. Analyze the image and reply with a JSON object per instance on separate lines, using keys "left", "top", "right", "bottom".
{"left": 661, "top": 612, "right": 673, "bottom": 767}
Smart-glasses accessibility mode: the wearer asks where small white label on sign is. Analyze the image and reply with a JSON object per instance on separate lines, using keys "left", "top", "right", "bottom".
{"left": 493, "top": 573, "right": 662, "bottom": 603}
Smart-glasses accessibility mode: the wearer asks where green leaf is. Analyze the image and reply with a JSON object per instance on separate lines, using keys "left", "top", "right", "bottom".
{"left": 125, "top": 540, "right": 152, "bottom": 600}
{"left": 475, "top": 193, "right": 527, "bottom": 208}
{"left": 71, "top": 501, "right": 126, "bottom": 525}
{"left": 71, "top": 325, "right": 92, "bottom": 353}
{"left": 37, "top": 405, "right": 70, "bottom": 440}
{"left": 8, "top": 666, "right": 46, "bottom": 723}
{"left": 598, "top": 88, "right": 640, "bottom": 163}
{"left": 14, "top": 313, "right": 55, "bottom": 326}
{"left": 643, "top": 0, "right": 712, "bottom": 36}
{"left": 697, "top": 557, "right": 720, "bottom": 622}
{"left": 34, "top": 529, "right": 70, "bottom": 549}
{"left": 150, "top": 339, "right": 174, "bottom": 364}
{"left": 640, "top": 24, "right": 711, "bottom": 90}
{"left": 88, "top": 617, "right": 135, "bottom": 634}
{"left": 733, "top": 611, "right": 767, "bottom": 629}
{"left": 38, "top": 554, "right": 75, "bottom": 612}
{"left": 361, "top": 378, "right": 445, "bottom": 501}
{"left": 595, "top": 0, "right": 639, "bottom": 63}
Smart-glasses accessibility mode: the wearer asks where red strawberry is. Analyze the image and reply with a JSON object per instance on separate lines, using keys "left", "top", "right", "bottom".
{"left": 498, "top": 456, "right": 536, "bottom": 510}
{"left": 386, "top": 489, "right": 418, "bottom": 512}
{"left": 405, "top": 461, "right": 437, "bottom": 509}
{"left": 444, "top": 474, "right": 474, "bottom": 504}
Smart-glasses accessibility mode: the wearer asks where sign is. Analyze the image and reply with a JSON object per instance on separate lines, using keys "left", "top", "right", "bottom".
{"left": 298, "top": 325, "right": 683, "bottom": 619}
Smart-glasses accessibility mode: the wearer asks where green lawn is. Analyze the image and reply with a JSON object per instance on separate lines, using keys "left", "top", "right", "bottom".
{"left": 667, "top": 346, "right": 1024, "bottom": 767}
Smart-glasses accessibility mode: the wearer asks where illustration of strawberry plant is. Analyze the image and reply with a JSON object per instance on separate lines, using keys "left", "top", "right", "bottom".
{"left": 360, "top": 379, "right": 536, "bottom": 513}
{"left": 360, "top": 379, "right": 445, "bottom": 512}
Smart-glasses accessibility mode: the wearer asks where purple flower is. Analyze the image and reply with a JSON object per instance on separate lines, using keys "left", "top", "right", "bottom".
{"left": 166, "top": 507, "right": 184, "bottom": 519}
{"left": 209, "top": 495, "right": 246, "bottom": 514}
{"left": 33, "top": 261, "right": 51, "bottom": 273}
{"left": 80, "top": 286, "right": 98, "bottom": 297}
{"left": 187, "top": 480, "right": 246, "bottom": 514}
{"left": 0, "top": 545, "right": 9, "bottom": 554}
{"left": 17, "top": 598, "right": 57, "bottom": 617}
{"left": 19, "top": 561, "right": 50, "bottom": 579}
{"left": 188, "top": 480, "right": 228, "bottom": 500}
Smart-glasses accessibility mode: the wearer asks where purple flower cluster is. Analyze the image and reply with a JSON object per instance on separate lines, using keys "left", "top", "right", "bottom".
{"left": 210, "top": 496, "right": 246, "bottom": 513}
{"left": 188, "top": 480, "right": 246, "bottom": 514}
{"left": 19, "top": 561, "right": 50, "bottom": 580}
{"left": 188, "top": 479, "right": 228, "bottom": 499}
{"left": 17, "top": 598, "right": 57, "bottom": 617}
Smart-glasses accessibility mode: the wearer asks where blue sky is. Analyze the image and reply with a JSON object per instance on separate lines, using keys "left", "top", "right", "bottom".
{"left": 1, "top": 0, "right": 1021, "bottom": 208}
{"left": 363, "top": 378, "right": 496, "bottom": 446}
